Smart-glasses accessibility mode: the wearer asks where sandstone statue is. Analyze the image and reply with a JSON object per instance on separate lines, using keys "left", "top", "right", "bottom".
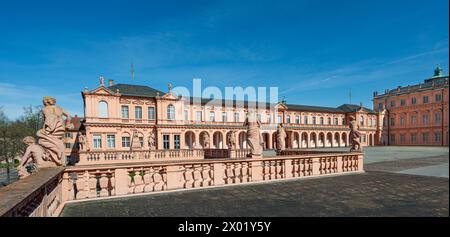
{"left": 77, "top": 133, "right": 87, "bottom": 151}
{"left": 148, "top": 131, "right": 156, "bottom": 149}
{"left": 244, "top": 111, "right": 263, "bottom": 158}
{"left": 227, "top": 131, "right": 236, "bottom": 149}
{"left": 131, "top": 130, "right": 142, "bottom": 150}
{"left": 276, "top": 124, "right": 286, "bottom": 152}
{"left": 17, "top": 137, "right": 55, "bottom": 178}
{"left": 202, "top": 133, "right": 210, "bottom": 148}
{"left": 37, "top": 96, "right": 73, "bottom": 166}
{"left": 349, "top": 116, "right": 362, "bottom": 152}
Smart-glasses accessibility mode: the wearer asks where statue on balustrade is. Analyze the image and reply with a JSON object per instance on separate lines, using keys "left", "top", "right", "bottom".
{"left": 202, "top": 133, "right": 210, "bottom": 148}
{"left": 227, "top": 131, "right": 236, "bottom": 149}
{"left": 148, "top": 131, "right": 156, "bottom": 150}
{"left": 77, "top": 133, "right": 87, "bottom": 151}
{"left": 244, "top": 111, "right": 263, "bottom": 158}
{"left": 276, "top": 124, "right": 286, "bottom": 154}
{"left": 349, "top": 116, "right": 362, "bottom": 152}
{"left": 18, "top": 96, "right": 72, "bottom": 178}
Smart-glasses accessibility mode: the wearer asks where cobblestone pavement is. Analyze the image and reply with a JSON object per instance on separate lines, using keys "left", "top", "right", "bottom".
{"left": 59, "top": 147, "right": 449, "bottom": 217}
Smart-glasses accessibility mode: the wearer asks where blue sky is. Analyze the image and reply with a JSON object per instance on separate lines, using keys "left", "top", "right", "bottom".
{"left": 0, "top": 0, "right": 448, "bottom": 119}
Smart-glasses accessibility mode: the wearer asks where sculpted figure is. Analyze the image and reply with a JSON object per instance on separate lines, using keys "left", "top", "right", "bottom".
{"left": 17, "top": 136, "right": 54, "bottom": 178}
{"left": 202, "top": 133, "right": 210, "bottom": 148}
{"left": 244, "top": 111, "right": 264, "bottom": 158}
{"left": 148, "top": 131, "right": 156, "bottom": 149}
{"left": 349, "top": 116, "right": 362, "bottom": 152}
{"left": 276, "top": 124, "right": 286, "bottom": 152}
{"left": 227, "top": 131, "right": 236, "bottom": 149}
{"left": 77, "top": 133, "right": 87, "bottom": 151}
{"left": 36, "top": 96, "right": 72, "bottom": 166}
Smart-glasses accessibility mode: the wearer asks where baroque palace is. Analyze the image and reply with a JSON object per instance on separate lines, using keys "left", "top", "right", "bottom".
{"left": 373, "top": 66, "right": 449, "bottom": 146}
{"left": 66, "top": 76, "right": 379, "bottom": 164}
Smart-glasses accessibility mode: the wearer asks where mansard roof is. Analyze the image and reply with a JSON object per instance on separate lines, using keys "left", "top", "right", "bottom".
{"left": 108, "top": 84, "right": 165, "bottom": 98}
{"left": 105, "top": 84, "right": 376, "bottom": 114}
{"left": 337, "top": 104, "right": 376, "bottom": 114}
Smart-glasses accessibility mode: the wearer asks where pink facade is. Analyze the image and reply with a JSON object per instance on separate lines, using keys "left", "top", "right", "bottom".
{"left": 71, "top": 76, "right": 378, "bottom": 165}
{"left": 373, "top": 67, "right": 449, "bottom": 146}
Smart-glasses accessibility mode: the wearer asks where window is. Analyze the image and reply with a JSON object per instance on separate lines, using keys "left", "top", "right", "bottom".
{"left": 121, "top": 136, "right": 130, "bottom": 148}
{"left": 390, "top": 117, "right": 395, "bottom": 126}
{"left": 411, "top": 134, "right": 417, "bottom": 143}
{"left": 435, "top": 112, "right": 442, "bottom": 124}
{"left": 234, "top": 113, "right": 239, "bottom": 122}
{"left": 174, "top": 135, "right": 180, "bottom": 149}
{"left": 342, "top": 118, "right": 345, "bottom": 125}
{"left": 422, "top": 133, "right": 429, "bottom": 143}
{"left": 107, "top": 135, "right": 115, "bottom": 148}
{"left": 65, "top": 143, "right": 72, "bottom": 149}
{"left": 435, "top": 133, "right": 442, "bottom": 142}
{"left": 148, "top": 107, "right": 155, "bottom": 120}
{"left": 65, "top": 132, "right": 72, "bottom": 138}
{"left": 335, "top": 118, "right": 339, "bottom": 125}
{"left": 196, "top": 111, "right": 203, "bottom": 122}
{"left": 121, "top": 106, "right": 129, "bottom": 119}
{"left": 327, "top": 117, "right": 331, "bottom": 125}
{"left": 390, "top": 135, "right": 395, "bottom": 143}
{"left": 312, "top": 117, "right": 316, "bottom": 125}
{"left": 99, "top": 101, "right": 108, "bottom": 118}
{"left": 378, "top": 103, "right": 383, "bottom": 110}
{"left": 400, "top": 117, "right": 405, "bottom": 125}
{"left": 435, "top": 94, "right": 442, "bottom": 102}
{"left": 167, "top": 105, "right": 175, "bottom": 120}
{"left": 210, "top": 112, "right": 215, "bottom": 122}
{"left": 369, "top": 119, "right": 372, "bottom": 126}
{"left": 296, "top": 116, "right": 300, "bottom": 124}
{"left": 423, "top": 96, "right": 429, "bottom": 104}
{"left": 163, "top": 135, "right": 170, "bottom": 150}
{"left": 411, "top": 97, "right": 417, "bottom": 105}
{"left": 135, "top": 106, "right": 142, "bottom": 119}
{"left": 320, "top": 117, "right": 324, "bottom": 125}
{"left": 184, "top": 109, "right": 189, "bottom": 121}
{"left": 286, "top": 116, "right": 291, "bottom": 124}
{"left": 390, "top": 101, "right": 395, "bottom": 107}
{"left": 138, "top": 137, "right": 144, "bottom": 147}
{"left": 277, "top": 115, "right": 282, "bottom": 124}
{"left": 93, "top": 135, "right": 102, "bottom": 149}
{"left": 360, "top": 115, "right": 364, "bottom": 126}
{"left": 422, "top": 114, "right": 429, "bottom": 125}
{"left": 400, "top": 134, "right": 405, "bottom": 143}
{"left": 304, "top": 116, "right": 309, "bottom": 124}
{"left": 399, "top": 99, "right": 405, "bottom": 106}
{"left": 411, "top": 116, "right": 417, "bottom": 125}
{"left": 267, "top": 114, "right": 271, "bottom": 123}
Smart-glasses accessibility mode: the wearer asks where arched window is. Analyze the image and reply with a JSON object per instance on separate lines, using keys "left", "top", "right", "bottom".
{"left": 360, "top": 115, "right": 364, "bottom": 126}
{"left": 327, "top": 117, "right": 331, "bottom": 125}
{"left": 167, "top": 104, "right": 175, "bottom": 120}
{"left": 99, "top": 101, "right": 108, "bottom": 118}
{"left": 320, "top": 117, "right": 324, "bottom": 125}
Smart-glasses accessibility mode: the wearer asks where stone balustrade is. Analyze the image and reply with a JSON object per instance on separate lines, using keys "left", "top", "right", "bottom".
{"left": 1, "top": 151, "right": 363, "bottom": 217}
{"left": 78, "top": 149, "right": 205, "bottom": 165}
{"left": 203, "top": 149, "right": 252, "bottom": 159}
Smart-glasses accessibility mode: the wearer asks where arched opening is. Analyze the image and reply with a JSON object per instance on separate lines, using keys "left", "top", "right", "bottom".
{"left": 272, "top": 132, "right": 277, "bottom": 150}
{"left": 369, "top": 133, "right": 373, "bottom": 146}
{"left": 98, "top": 101, "right": 108, "bottom": 118}
{"left": 342, "top": 133, "right": 348, "bottom": 147}
{"left": 310, "top": 133, "right": 317, "bottom": 148}
{"left": 199, "top": 131, "right": 210, "bottom": 148}
{"left": 301, "top": 132, "right": 308, "bottom": 148}
{"left": 213, "top": 131, "right": 223, "bottom": 149}
{"left": 262, "top": 133, "right": 270, "bottom": 150}
{"left": 184, "top": 131, "right": 196, "bottom": 149}
{"left": 239, "top": 131, "right": 247, "bottom": 149}
{"left": 293, "top": 132, "right": 300, "bottom": 149}
{"left": 334, "top": 132, "right": 340, "bottom": 147}
{"left": 326, "top": 132, "right": 333, "bottom": 147}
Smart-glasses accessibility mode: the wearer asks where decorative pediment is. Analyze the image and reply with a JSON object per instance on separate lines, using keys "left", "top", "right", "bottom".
{"left": 160, "top": 92, "right": 180, "bottom": 101}
{"left": 274, "top": 102, "right": 288, "bottom": 110}
{"left": 90, "top": 86, "right": 115, "bottom": 95}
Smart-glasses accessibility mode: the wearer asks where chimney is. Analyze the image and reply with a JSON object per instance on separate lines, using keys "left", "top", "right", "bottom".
{"left": 108, "top": 79, "right": 114, "bottom": 87}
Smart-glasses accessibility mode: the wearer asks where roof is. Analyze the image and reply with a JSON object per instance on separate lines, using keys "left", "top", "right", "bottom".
{"left": 108, "top": 84, "right": 165, "bottom": 98}
{"left": 69, "top": 115, "right": 84, "bottom": 131}
{"left": 337, "top": 104, "right": 376, "bottom": 114}
{"left": 103, "top": 84, "right": 376, "bottom": 114}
